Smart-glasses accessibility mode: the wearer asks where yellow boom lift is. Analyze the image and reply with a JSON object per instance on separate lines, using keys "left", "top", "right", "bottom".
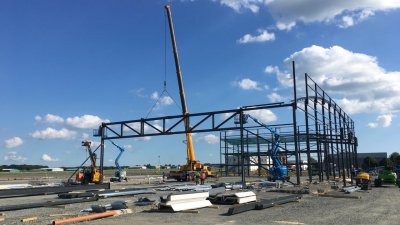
{"left": 75, "top": 141, "right": 102, "bottom": 184}
{"left": 165, "top": 5, "right": 212, "bottom": 181}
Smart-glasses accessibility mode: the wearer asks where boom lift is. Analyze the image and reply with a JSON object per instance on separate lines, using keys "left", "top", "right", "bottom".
{"left": 108, "top": 140, "right": 128, "bottom": 182}
{"left": 165, "top": 5, "right": 212, "bottom": 181}
{"left": 76, "top": 141, "right": 102, "bottom": 184}
{"left": 236, "top": 114, "right": 289, "bottom": 181}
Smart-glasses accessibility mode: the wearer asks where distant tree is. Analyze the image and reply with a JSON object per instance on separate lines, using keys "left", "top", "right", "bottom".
{"left": 0, "top": 164, "right": 48, "bottom": 171}
{"left": 362, "top": 156, "right": 378, "bottom": 169}
{"left": 389, "top": 152, "right": 400, "bottom": 165}
{"left": 379, "top": 158, "right": 394, "bottom": 170}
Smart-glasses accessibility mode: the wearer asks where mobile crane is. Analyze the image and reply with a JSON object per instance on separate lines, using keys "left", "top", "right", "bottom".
{"left": 235, "top": 114, "right": 289, "bottom": 181}
{"left": 108, "top": 140, "right": 128, "bottom": 182}
{"left": 76, "top": 141, "right": 102, "bottom": 184}
{"left": 165, "top": 5, "right": 212, "bottom": 181}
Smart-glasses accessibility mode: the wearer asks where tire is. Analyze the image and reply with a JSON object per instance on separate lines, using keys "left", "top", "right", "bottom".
{"left": 374, "top": 178, "right": 382, "bottom": 187}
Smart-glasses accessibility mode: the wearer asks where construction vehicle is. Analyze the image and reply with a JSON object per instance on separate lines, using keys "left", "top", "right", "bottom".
{"left": 374, "top": 168, "right": 397, "bottom": 187}
{"left": 108, "top": 140, "right": 128, "bottom": 182}
{"left": 164, "top": 5, "right": 212, "bottom": 181}
{"left": 235, "top": 113, "right": 289, "bottom": 182}
{"left": 76, "top": 141, "right": 102, "bottom": 184}
{"left": 354, "top": 170, "right": 372, "bottom": 190}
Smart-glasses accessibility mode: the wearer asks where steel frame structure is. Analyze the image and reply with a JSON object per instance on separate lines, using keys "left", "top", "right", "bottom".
{"left": 219, "top": 73, "right": 358, "bottom": 185}
{"left": 94, "top": 62, "right": 357, "bottom": 185}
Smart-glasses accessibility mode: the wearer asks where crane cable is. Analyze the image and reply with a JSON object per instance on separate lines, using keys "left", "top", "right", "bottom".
{"left": 145, "top": 9, "right": 181, "bottom": 118}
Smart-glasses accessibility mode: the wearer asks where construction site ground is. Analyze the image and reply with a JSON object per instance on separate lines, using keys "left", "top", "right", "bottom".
{"left": 0, "top": 173, "right": 399, "bottom": 225}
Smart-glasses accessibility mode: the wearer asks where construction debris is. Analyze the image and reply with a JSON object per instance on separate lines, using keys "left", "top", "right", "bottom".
{"left": 268, "top": 188, "right": 310, "bottom": 195}
{"left": 315, "top": 193, "right": 361, "bottom": 199}
{"left": 98, "top": 189, "right": 155, "bottom": 198}
{"left": 136, "top": 197, "right": 160, "bottom": 206}
{"left": 146, "top": 208, "right": 199, "bottom": 213}
{"left": 233, "top": 191, "right": 257, "bottom": 204}
{"left": 208, "top": 191, "right": 256, "bottom": 204}
{"left": 227, "top": 202, "right": 258, "bottom": 215}
{"left": 0, "top": 183, "right": 110, "bottom": 199}
{"left": 81, "top": 200, "right": 129, "bottom": 213}
{"left": 0, "top": 213, "right": 5, "bottom": 222}
{"left": 227, "top": 195, "right": 302, "bottom": 215}
{"left": 159, "top": 192, "right": 212, "bottom": 212}
{"left": 156, "top": 184, "right": 212, "bottom": 192}
{"left": 255, "top": 195, "right": 302, "bottom": 210}
{"left": 21, "top": 216, "right": 38, "bottom": 222}
{"left": 342, "top": 186, "right": 361, "bottom": 193}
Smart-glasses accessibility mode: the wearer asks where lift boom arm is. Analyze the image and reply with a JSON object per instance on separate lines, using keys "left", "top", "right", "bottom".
{"left": 244, "top": 115, "right": 283, "bottom": 168}
{"left": 82, "top": 141, "right": 97, "bottom": 171}
{"left": 108, "top": 140, "right": 125, "bottom": 173}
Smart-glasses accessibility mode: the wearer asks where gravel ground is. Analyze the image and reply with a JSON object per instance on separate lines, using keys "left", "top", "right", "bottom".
{"left": 0, "top": 176, "right": 399, "bottom": 225}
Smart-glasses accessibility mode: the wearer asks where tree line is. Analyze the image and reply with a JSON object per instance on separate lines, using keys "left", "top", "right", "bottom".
{"left": 362, "top": 152, "right": 400, "bottom": 170}
{"left": 0, "top": 164, "right": 48, "bottom": 171}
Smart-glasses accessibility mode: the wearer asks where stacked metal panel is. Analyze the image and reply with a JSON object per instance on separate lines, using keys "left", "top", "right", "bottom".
{"left": 159, "top": 192, "right": 212, "bottom": 212}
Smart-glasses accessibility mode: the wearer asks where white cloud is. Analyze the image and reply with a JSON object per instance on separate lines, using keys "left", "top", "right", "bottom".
{"left": 238, "top": 29, "right": 275, "bottom": 43}
{"left": 122, "top": 122, "right": 162, "bottom": 141}
{"left": 267, "top": 92, "right": 285, "bottom": 102}
{"left": 31, "top": 128, "right": 77, "bottom": 139}
{"left": 35, "top": 114, "right": 64, "bottom": 124}
{"left": 81, "top": 133, "right": 90, "bottom": 140}
{"left": 368, "top": 114, "right": 393, "bottom": 128}
{"left": 90, "top": 141, "right": 102, "bottom": 148}
{"left": 136, "top": 136, "right": 151, "bottom": 141}
{"left": 248, "top": 109, "right": 277, "bottom": 124}
{"left": 276, "top": 21, "right": 296, "bottom": 31}
{"left": 269, "top": 45, "right": 400, "bottom": 115}
{"left": 340, "top": 15, "right": 354, "bottom": 28}
{"left": 150, "top": 91, "right": 174, "bottom": 110}
{"left": 218, "top": 0, "right": 270, "bottom": 13}
{"left": 215, "top": 0, "right": 400, "bottom": 29}
{"left": 237, "top": 78, "right": 262, "bottom": 90}
{"left": 267, "top": 0, "right": 400, "bottom": 29}
{"left": 41, "top": 153, "right": 59, "bottom": 162}
{"left": 264, "top": 65, "right": 292, "bottom": 87}
{"left": 4, "top": 152, "right": 27, "bottom": 162}
{"left": 221, "top": 112, "right": 235, "bottom": 120}
{"left": 198, "top": 134, "right": 220, "bottom": 144}
{"left": 66, "top": 115, "right": 109, "bottom": 129}
{"left": 4, "top": 137, "right": 23, "bottom": 148}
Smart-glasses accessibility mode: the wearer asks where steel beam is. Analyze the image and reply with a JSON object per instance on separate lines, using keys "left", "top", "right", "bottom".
{"left": 0, "top": 197, "right": 98, "bottom": 212}
{"left": 0, "top": 183, "right": 110, "bottom": 199}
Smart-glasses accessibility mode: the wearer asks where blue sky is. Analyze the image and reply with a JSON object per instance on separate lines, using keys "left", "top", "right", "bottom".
{"left": 1, "top": 0, "right": 400, "bottom": 167}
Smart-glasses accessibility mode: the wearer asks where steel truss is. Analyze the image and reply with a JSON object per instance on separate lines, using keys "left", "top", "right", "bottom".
{"left": 94, "top": 62, "right": 357, "bottom": 185}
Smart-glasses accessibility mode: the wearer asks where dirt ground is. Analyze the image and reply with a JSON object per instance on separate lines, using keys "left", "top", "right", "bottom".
{"left": 0, "top": 174, "right": 399, "bottom": 225}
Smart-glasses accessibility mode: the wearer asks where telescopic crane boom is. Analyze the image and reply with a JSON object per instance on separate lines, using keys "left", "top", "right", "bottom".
{"left": 165, "top": 5, "right": 210, "bottom": 176}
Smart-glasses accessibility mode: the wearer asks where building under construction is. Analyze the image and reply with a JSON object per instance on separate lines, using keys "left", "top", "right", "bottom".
{"left": 219, "top": 70, "right": 357, "bottom": 184}
{"left": 95, "top": 63, "right": 358, "bottom": 185}
{"left": 94, "top": 5, "right": 358, "bottom": 185}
